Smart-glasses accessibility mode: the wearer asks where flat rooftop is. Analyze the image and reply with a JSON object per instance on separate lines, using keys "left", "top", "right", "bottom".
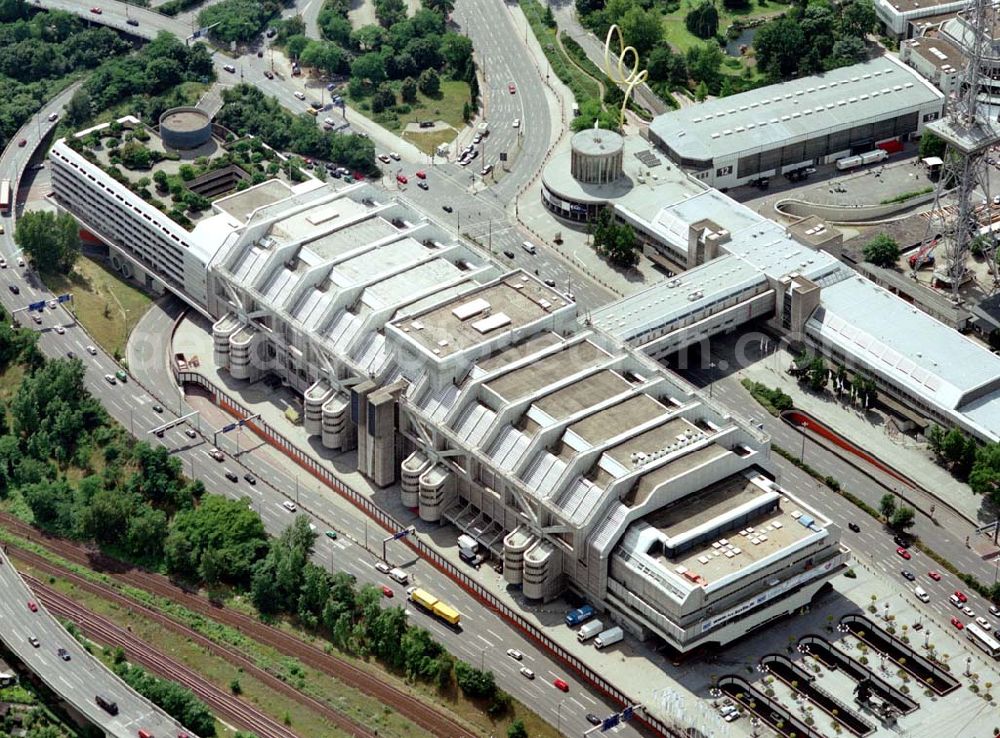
{"left": 484, "top": 339, "right": 611, "bottom": 402}
{"left": 475, "top": 333, "right": 562, "bottom": 375}
{"left": 394, "top": 273, "right": 570, "bottom": 359}
{"left": 904, "top": 34, "right": 963, "bottom": 72}
{"left": 533, "top": 369, "right": 632, "bottom": 423}
{"left": 648, "top": 477, "right": 817, "bottom": 585}
{"left": 649, "top": 56, "right": 944, "bottom": 163}
{"left": 272, "top": 198, "right": 381, "bottom": 251}
{"left": 215, "top": 179, "right": 294, "bottom": 222}
{"left": 569, "top": 393, "right": 670, "bottom": 447}
{"left": 625, "top": 443, "right": 733, "bottom": 508}
{"left": 603, "top": 417, "right": 704, "bottom": 469}
{"left": 878, "top": 0, "right": 965, "bottom": 14}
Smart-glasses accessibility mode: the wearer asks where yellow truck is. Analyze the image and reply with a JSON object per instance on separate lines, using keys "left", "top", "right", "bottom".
{"left": 407, "top": 587, "right": 461, "bottom": 626}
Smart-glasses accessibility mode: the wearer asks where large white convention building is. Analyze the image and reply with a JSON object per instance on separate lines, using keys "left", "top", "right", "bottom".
{"left": 49, "top": 117, "right": 851, "bottom": 654}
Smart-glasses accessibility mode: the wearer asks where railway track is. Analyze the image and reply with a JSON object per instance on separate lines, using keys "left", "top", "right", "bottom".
{"left": 16, "top": 560, "right": 376, "bottom": 738}
{"left": 26, "top": 575, "right": 304, "bottom": 738}
{"left": 0, "top": 513, "right": 478, "bottom": 738}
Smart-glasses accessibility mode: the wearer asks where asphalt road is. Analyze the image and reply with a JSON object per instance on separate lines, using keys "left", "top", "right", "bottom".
{"left": 0, "top": 549, "right": 191, "bottom": 738}
{"left": 677, "top": 339, "right": 1000, "bottom": 644}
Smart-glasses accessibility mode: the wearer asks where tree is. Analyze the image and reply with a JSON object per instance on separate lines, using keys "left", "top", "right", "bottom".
{"left": 919, "top": 131, "right": 946, "bottom": 160}
{"left": 198, "top": 0, "right": 275, "bottom": 44}
{"left": 686, "top": 43, "right": 723, "bottom": 92}
{"left": 969, "top": 443, "right": 1000, "bottom": 504}
{"left": 286, "top": 34, "right": 310, "bottom": 60}
{"left": 879, "top": 493, "right": 897, "bottom": 521}
{"left": 685, "top": 1, "right": 719, "bottom": 40}
{"left": 371, "top": 83, "right": 397, "bottom": 113}
{"left": 591, "top": 207, "right": 640, "bottom": 267}
{"left": 863, "top": 234, "right": 900, "bottom": 268}
{"left": 440, "top": 32, "right": 473, "bottom": 77}
{"left": 455, "top": 661, "right": 497, "bottom": 699}
{"left": 66, "top": 86, "right": 93, "bottom": 125}
{"left": 507, "top": 719, "right": 528, "bottom": 738}
{"left": 838, "top": 0, "right": 878, "bottom": 39}
{"left": 374, "top": 0, "right": 407, "bottom": 27}
{"left": 927, "top": 424, "right": 946, "bottom": 458}
{"left": 648, "top": 46, "right": 688, "bottom": 86}
{"left": 423, "top": 0, "right": 455, "bottom": 16}
{"left": 418, "top": 67, "right": 441, "bottom": 96}
{"left": 619, "top": 6, "right": 663, "bottom": 57}
{"left": 401, "top": 76, "right": 418, "bottom": 103}
{"left": 890, "top": 506, "right": 916, "bottom": 532}
{"left": 351, "top": 52, "right": 387, "bottom": 86}
{"left": 318, "top": 10, "right": 352, "bottom": 46}
{"left": 14, "top": 211, "right": 81, "bottom": 275}
{"left": 300, "top": 41, "right": 345, "bottom": 75}
{"left": 753, "top": 17, "right": 806, "bottom": 80}
{"left": 826, "top": 36, "right": 868, "bottom": 69}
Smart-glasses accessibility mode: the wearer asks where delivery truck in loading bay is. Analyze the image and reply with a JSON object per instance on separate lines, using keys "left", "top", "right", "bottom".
{"left": 565, "top": 604, "right": 595, "bottom": 626}
{"left": 576, "top": 619, "right": 604, "bottom": 641}
{"left": 407, "top": 587, "right": 462, "bottom": 626}
{"left": 594, "top": 626, "right": 623, "bottom": 649}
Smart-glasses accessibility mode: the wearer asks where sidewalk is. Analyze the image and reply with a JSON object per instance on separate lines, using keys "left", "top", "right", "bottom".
{"left": 742, "top": 346, "right": 986, "bottom": 525}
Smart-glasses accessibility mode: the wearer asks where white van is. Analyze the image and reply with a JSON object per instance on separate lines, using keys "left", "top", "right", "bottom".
{"left": 389, "top": 567, "right": 409, "bottom": 584}
{"left": 521, "top": 241, "right": 537, "bottom": 255}
{"left": 914, "top": 586, "right": 930, "bottom": 603}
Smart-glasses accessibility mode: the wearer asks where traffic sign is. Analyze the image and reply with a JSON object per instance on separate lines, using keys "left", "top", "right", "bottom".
{"left": 221, "top": 423, "right": 236, "bottom": 433}
{"left": 601, "top": 714, "right": 620, "bottom": 731}
{"left": 57, "top": 293, "right": 71, "bottom": 303}
{"left": 391, "top": 526, "right": 415, "bottom": 541}
{"left": 622, "top": 706, "right": 634, "bottom": 722}
{"left": 499, "top": 152, "right": 508, "bottom": 162}
{"left": 28, "top": 300, "right": 45, "bottom": 312}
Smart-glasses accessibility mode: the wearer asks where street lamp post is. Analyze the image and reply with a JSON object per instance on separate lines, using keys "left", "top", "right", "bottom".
{"left": 708, "top": 361, "right": 717, "bottom": 399}
{"left": 800, "top": 421, "right": 809, "bottom": 462}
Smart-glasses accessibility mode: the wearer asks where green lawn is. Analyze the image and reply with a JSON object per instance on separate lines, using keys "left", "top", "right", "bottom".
{"left": 521, "top": 0, "right": 603, "bottom": 105}
{"left": 663, "top": 0, "right": 789, "bottom": 53}
{"left": 43, "top": 256, "right": 153, "bottom": 360}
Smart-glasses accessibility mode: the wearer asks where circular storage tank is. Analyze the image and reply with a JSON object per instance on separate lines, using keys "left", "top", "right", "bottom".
{"left": 158, "top": 107, "right": 212, "bottom": 150}
{"left": 570, "top": 127, "right": 625, "bottom": 185}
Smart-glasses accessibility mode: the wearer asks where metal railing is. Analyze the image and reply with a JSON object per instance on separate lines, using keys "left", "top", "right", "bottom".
{"left": 175, "top": 368, "right": 680, "bottom": 738}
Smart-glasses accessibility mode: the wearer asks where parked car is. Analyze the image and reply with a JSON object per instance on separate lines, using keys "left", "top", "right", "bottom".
{"left": 378, "top": 154, "right": 391, "bottom": 164}
{"left": 294, "top": 91, "right": 306, "bottom": 100}
{"left": 375, "top": 561, "right": 391, "bottom": 575}
{"left": 508, "top": 82, "right": 516, "bottom": 94}
{"left": 513, "top": 118, "right": 520, "bottom": 128}
{"left": 442, "top": 205, "right": 453, "bottom": 213}
{"left": 48, "top": 113, "right": 58, "bottom": 122}
{"left": 27, "top": 600, "right": 38, "bottom": 612}
{"left": 90, "top": 7, "right": 102, "bottom": 13}
{"left": 263, "top": 70, "right": 274, "bottom": 79}
{"left": 325, "top": 530, "right": 338, "bottom": 540}
{"left": 104, "top": 374, "right": 117, "bottom": 385}
{"left": 126, "top": 18, "right": 139, "bottom": 26}
{"left": 417, "top": 181, "right": 428, "bottom": 190}
{"left": 223, "top": 64, "right": 236, "bottom": 74}
{"left": 503, "top": 250, "right": 515, "bottom": 259}
{"left": 389, "top": 151, "right": 401, "bottom": 161}
{"left": 396, "top": 173, "right": 408, "bottom": 185}
{"left": 8, "top": 284, "right": 18, "bottom": 295}
{"left": 415, "top": 170, "right": 426, "bottom": 179}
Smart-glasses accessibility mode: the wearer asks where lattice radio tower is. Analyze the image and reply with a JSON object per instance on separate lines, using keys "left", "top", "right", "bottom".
{"left": 915, "top": 0, "right": 1000, "bottom": 295}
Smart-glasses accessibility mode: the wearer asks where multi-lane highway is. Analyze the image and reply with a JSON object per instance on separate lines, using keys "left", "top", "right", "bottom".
{"left": 0, "top": 549, "right": 196, "bottom": 738}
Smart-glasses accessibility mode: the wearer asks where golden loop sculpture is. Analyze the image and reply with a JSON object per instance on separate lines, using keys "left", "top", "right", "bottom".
{"left": 603, "top": 24, "right": 648, "bottom": 129}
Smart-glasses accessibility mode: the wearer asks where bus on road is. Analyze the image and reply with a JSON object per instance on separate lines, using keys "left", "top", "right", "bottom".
{"left": 0, "top": 179, "right": 11, "bottom": 216}
{"left": 966, "top": 622, "right": 1000, "bottom": 658}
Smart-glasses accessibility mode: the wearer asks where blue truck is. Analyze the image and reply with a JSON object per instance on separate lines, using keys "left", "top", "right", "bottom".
{"left": 565, "top": 604, "right": 595, "bottom": 626}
